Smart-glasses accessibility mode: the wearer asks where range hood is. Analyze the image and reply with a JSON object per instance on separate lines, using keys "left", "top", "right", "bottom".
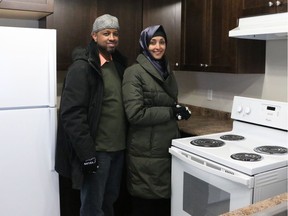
{"left": 229, "top": 12, "right": 288, "bottom": 40}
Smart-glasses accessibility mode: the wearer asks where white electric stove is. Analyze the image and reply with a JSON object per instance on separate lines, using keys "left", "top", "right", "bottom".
{"left": 169, "top": 96, "right": 288, "bottom": 216}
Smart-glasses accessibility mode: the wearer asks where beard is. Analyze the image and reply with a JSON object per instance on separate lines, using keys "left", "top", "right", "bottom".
{"left": 97, "top": 43, "right": 116, "bottom": 55}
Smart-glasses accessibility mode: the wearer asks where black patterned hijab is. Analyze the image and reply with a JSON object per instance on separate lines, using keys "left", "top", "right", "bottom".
{"left": 139, "top": 25, "right": 169, "bottom": 79}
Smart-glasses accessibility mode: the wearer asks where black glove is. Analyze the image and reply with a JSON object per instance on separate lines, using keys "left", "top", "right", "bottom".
{"left": 180, "top": 106, "right": 192, "bottom": 120}
{"left": 82, "top": 157, "right": 99, "bottom": 174}
{"left": 172, "top": 104, "right": 191, "bottom": 120}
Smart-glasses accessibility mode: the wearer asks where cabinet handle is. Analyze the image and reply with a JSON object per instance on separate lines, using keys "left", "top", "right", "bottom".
{"left": 175, "top": 62, "right": 179, "bottom": 67}
{"left": 276, "top": 0, "right": 281, "bottom": 6}
{"left": 200, "top": 63, "right": 204, "bottom": 67}
{"left": 268, "top": 1, "right": 274, "bottom": 6}
{"left": 204, "top": 64, "right": 208, "bottom": 67}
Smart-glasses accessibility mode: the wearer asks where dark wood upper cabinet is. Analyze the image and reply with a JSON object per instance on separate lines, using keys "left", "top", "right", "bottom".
{"left": 44, "top": 0, "right": 142, "bottom": 71}
{"left": 0, "top": 0, "right": 54, "bottom": 19}
{"left": 180, "top": 0, "right": 266, "bottom": 74}
{"left": 242, "top": 0, "right": 288, "bottom": 17}
{"left": 96, "top": 0, "right": 143, "bottom": 66}
{"left": 180, "top": 0, "right": 209, "bottom": 71}
{"left": 43, "top": 0, "right": 97, "bottom": 71}
{"left": 142, "top": 0, "right": 182, "bottom": 70}
{"left": 39, "top": 0, "right": 265, "bottom": 74}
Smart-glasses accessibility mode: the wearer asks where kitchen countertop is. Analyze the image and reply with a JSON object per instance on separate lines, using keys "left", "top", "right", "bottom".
{"left": 177, "top": 105, "right": 233, "bottom": 136}
{"left": 220, "top": 193, "right": 288, "bottom": 216}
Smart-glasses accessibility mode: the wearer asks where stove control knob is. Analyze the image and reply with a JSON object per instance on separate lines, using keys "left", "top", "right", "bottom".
{"left": 245, "top": 107, "right": 251, "bottom": 114}
{"left": 237, "top": 106, "right": 243, "bottom": 113}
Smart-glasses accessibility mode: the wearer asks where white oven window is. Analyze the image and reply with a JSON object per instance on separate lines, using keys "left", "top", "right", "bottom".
{"left": 170, "top": 147, "right": 254, "bottom": 216}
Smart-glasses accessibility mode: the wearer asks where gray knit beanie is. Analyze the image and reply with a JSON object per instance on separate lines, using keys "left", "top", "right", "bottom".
{"left": 92, "top": 14, "right": 119, "bottom": 33}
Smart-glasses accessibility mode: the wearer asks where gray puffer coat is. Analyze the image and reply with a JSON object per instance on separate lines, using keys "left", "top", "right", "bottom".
{"left": 122, "top": 54, "right": 180, "bottom": 199}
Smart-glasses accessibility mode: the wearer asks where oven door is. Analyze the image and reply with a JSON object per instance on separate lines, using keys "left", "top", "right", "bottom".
{"left": 169, "top": 147, "right": 254, "bottom": 216}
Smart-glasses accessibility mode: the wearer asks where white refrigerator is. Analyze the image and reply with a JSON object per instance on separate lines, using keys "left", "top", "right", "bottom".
{"left": 0, "top": 26, "right": 60, "bottom": 216}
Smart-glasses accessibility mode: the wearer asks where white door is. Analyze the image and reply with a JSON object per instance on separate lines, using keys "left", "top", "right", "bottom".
{"left": 0, "top": 108, "right": 60, "bottom": 216}
{"left": 0, "top": 26, "right": 56, "bottom": 108}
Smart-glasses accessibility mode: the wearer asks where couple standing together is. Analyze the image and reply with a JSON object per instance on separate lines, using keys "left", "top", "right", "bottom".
{"left": 55, "top": 14, "right": 191, "bottom": 216}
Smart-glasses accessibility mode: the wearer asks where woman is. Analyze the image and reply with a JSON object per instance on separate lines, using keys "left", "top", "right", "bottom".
{"left": 122, "top": 25, "right": 191, "bottom": 216}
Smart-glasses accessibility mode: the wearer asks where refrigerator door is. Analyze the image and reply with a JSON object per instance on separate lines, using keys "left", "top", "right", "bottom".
{"left": 0, "top": 26, "right": 56, "bottom": 109}
{"left": 0, "top": 108, "right": 60, "bottom": 216}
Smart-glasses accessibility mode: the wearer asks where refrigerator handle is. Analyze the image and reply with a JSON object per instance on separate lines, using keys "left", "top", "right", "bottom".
{"left": 48, "top": 30, "right": 57, "bottom": 107}
{"left": 49, "top": 108, "right": 57, "bottom": 171}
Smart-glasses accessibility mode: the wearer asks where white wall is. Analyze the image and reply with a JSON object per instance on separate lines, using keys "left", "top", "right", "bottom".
{"left": 175, "top": 40, "right": 288, "bottom": 112}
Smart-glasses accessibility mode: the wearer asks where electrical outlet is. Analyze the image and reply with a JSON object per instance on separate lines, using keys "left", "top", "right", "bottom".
{"left": 207, "top": 89, "right": 213, "bottom": 101}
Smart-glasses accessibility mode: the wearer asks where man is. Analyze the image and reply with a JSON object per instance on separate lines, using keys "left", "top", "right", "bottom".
{"left": 55, "top": 14, "right": 127, "bottom": 216}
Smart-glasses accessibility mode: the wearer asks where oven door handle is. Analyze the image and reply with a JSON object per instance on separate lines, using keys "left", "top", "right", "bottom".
{"left": 169, "top": 147, "right": 254, "bottom": 188}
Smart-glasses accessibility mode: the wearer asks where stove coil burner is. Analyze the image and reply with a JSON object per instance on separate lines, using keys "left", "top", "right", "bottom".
{"left": 190, "top": 138, "right": 225, "bottom": 147}
{"left": 231, "top": 153, "right": 262, "bottom": 162}
{"left": 254, "top": 146, "right": 288, "bottom": 155}
{"left": 220, "top": 134, "right": 245, "bottom": 141}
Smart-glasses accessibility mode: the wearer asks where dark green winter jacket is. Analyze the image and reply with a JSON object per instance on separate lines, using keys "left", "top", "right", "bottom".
{"left": 122, "top": 54, "right": 180, "bottom": 199}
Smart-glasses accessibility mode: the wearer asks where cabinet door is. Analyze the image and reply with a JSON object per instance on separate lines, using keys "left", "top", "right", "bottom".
{"left": 0, "top": 0, "right": 53, "bottom": 19}
{"left": 44, "top": 0, "right": 97, "bottom": 71}
{"left": 181, "top": 0, "right": 209, "bottom": 71}
{"left": 181, "top": 0, "right": 240, "bottom": 72}
{"left": 242, "top": 0, "right": 288, "bottom": 17}
{"left": 209, "top": 0, "right": 239, "bottom": 72}
{"left": 97, "top": 0, "right": 143, "bottom": 66}
{"left": 0, "top": 0, "right": 53, "bottom": 12}
{"left": 44, "top": 0, "right": 142, "bottom": 71}
{"left": 181, "top": 0, "right": 265, "bottom": 73}
{"left": 143, "top": 0, "right": 182, "bottom": 70}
